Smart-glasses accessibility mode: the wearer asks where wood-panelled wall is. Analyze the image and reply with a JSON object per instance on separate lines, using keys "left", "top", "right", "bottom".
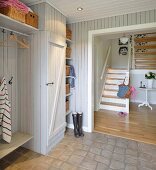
{"left": 29, "top": 3, "right": 66, "bottom": 154}
{"left": 68, "top": 9, "right": 156, "bottom": 128}
{"left": 0, "top": 31, "right": 18, "bottom": 133}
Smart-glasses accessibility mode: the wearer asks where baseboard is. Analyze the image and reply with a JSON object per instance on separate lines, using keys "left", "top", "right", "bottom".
{"left": 46, "top": 122, "right": 66, "bottom": 154}
{"left": 67, "top": 123, "right": 89, "bottom": 132}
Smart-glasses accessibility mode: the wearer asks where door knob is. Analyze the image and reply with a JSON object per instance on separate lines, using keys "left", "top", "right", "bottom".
{"left": 46, "top": 82, "right": 54, "bottom": 86}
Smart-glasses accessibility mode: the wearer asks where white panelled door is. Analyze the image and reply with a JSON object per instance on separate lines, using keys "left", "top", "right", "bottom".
{"left": 47, "top": 42, "right": 65, "bottom": 137}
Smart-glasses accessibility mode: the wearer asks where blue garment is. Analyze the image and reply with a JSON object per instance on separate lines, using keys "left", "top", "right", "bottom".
{"left": 117, "top": 85, "right": 129, "bottom": 98}
{"left": 69, "top": 65, "right": 76, "bottom": 88}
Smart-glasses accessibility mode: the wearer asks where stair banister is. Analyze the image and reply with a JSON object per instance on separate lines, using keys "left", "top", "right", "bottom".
{"left": 100, "top": 45, "right": 111, "bottom": 80}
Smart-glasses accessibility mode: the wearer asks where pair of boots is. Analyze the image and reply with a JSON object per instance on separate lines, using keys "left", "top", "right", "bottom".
{"left": 72, "top": 112, "right": 84, "bottom": 137}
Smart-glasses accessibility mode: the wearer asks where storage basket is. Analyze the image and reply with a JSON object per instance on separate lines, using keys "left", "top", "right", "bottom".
{"left": 0, "top": 6, "right": 25, "bottom": 23}
{"left": 66, "top": 84, "right": 70, "bottom": 94}
{"left": 66, "top": 28, "right": 72, "bottom": 40}
{"left": 66, "top": 100, "right": 69, "bottom": 112}
{"left": 25, "top": 11, "right": 38, "bottom": 28}
{"left": 66, "top": 66, "right": 70, "bottom": 76}
{"left": 66, "top": 47, "right": 72, "bottom": 58}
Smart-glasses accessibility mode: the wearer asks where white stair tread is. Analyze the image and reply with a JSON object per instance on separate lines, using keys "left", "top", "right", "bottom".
{"left": 107, "top": 73, "right": 126, "bottom": 75}
{"left": 108, "top": 68, "right": 128, "bottom": 70}
{"left": 104, "top": 89, "right": 118, "bottom": 92}
{"left": 100, "top": 102, "right": 126, "bottom": 107}
{"left": 102, "top": 95, "right": 119, "bottom": 99}
{"left": 107, "top": 78, "right": 125, "bottom": 80}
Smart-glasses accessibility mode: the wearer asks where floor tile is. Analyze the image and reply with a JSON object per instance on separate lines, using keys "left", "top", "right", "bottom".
{"left": 90, "top": 147, "right": 102, "bottom": 155}
{"left": 96, "top": 162, "right": 109, "bottom": 170}
{"left": 60, "top": 162, "right": 78, "bottom": 170}
{"left": 114, "top": 147, "right": 125, "bottom": 155}
{"left": 94, "top": 155, "right": 110, "bottom": 166}
{"left": 80, "top": 159, "right": 97, "bottom": 170}
{"left": 110, "top": 160, "right": 125, "bottom": 169}
{"left": 67, "top": 154, "right": 84, "bottom": 165}
{"left": 125, "top": 164, "right": 137, "bottom": 170}
{"left": 101, "top": 150, "right": 113, "bottom": 159}
{"left": 74, "top": 149, "right": 88, "bottom": 157}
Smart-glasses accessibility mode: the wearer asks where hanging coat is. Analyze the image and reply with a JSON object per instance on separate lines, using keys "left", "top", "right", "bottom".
{"left": 0, "top": 77, "right": 11, "bottom": 143}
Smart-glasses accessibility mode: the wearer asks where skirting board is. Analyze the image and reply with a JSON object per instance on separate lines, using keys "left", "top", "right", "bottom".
{"left": 67, "top": 123, "right": 89, "bottom": 132}
{"left": 46, "top": 122, "right": 66, "bottom": 154}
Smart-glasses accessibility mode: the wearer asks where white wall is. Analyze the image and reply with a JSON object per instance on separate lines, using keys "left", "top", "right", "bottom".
{"left": 111, "top": 38, "right": 129, "bottom": 69}
{"left": 130, "top": 70, "right": 156, "bottom": 104}
{"left": 94, "top": 36, "right": 111, "bottom": 110}
{"left": 68, "top": 9, "right": 156, "bottom": 130}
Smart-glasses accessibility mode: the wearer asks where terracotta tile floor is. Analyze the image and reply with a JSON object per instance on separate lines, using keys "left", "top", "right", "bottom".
{"left": 1, "top": 129, "right": 156, "bottom": 170}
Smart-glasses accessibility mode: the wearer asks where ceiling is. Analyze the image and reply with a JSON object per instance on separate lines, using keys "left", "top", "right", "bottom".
{"left": 22, "top": 0, "right": 156, "bottom": 23}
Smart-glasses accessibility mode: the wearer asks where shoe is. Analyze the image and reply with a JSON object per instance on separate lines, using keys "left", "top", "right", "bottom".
{"left": 72, "top": 112, "right": 79, "bottom": 137}
{"left": 77, "top": 112, "right": 84, "bottom": 137}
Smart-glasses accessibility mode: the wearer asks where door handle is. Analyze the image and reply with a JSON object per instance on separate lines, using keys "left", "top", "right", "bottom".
{"left": 46, "top": 82, "right": 54, "bottom": 86}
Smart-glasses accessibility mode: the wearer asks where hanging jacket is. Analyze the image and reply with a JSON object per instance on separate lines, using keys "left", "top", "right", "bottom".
{"left": 69, "top": 65, "right": 76, "bottom": 88}
{"left": 0, "top": 77, "right": 11, "bottom": 143}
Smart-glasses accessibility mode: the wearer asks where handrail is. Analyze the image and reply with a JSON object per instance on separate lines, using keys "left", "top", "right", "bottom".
{"left": 100, "top": 45, "right": 111, "bottom": 80}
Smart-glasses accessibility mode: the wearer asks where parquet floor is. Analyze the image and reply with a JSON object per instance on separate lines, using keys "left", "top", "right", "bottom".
{"left": 94, "top": 103, "right": 156, "bottom": 145}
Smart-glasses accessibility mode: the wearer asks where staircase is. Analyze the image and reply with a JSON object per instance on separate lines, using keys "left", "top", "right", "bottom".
{"left": 100, "top": 68, "right": 129, "bottom": 113}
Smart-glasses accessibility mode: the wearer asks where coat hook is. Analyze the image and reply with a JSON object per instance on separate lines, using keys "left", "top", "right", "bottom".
{"left": 2, "top": 29, "right": 6, "bottom": 33}
{"left": 8, "top": 76, "right": 13, "bottom": 85}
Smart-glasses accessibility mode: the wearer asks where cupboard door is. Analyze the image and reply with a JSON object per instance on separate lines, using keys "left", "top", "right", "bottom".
{"left": 47, "top": 42, "right": 65, "bottom": 137}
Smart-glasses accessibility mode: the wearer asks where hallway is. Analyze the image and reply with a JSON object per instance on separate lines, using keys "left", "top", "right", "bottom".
{"left": 95, "top": 103, "right": 156, "bottom": 145}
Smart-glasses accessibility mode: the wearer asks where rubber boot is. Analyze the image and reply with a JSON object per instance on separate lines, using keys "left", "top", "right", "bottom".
{"left": 77, "top": 112, "right": 84, "bottom": 137}
{"left": 72, "top": 112, "right": 79, "bottom": 138}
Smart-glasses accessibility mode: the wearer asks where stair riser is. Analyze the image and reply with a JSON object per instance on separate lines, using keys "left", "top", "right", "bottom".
{"left": 106, "top": 79, "right": 123, "bottom": 85}
{"left": 103, "top": 91, "right": 117, "bottom": 96}
{"left": 107, "top": 70, "right": 128, "bottom": 74}
{"left": 107, "top": 74, "right": 126, "bottom": 79}
{"left": 100, "top": 104, "right": 127, "bottom": 112}
{"left": 105, "top": 85, "right": 119, "bottom": 90}
{"left": 101, "top": 97, "right": 126, "bottom": 104}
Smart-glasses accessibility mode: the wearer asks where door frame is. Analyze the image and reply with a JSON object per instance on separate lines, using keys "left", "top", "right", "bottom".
{"left": 87, "top": 22, "right": 156, "bottom": 132}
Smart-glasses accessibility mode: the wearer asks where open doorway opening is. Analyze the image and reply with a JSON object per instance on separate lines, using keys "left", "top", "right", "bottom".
{"left": 88, "top": 23, "right": 156, "bottom": 145}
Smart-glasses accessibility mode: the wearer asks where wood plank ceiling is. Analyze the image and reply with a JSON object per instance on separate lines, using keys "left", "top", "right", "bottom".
{"left": 22, "top": 0, "right": 156, "bottom": 23}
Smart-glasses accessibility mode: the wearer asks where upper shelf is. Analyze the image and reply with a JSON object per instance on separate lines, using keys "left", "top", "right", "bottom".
{"left": 0, "top": 13, "right": 38, "bottom": 35}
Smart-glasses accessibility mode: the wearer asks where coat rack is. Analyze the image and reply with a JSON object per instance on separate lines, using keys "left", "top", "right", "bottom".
{"left": 0, "top": 28, "right": 29, "bottom": 48}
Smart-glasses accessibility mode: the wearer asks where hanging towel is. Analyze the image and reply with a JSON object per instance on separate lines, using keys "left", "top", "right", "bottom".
{"left": 69, "top": 65, "right": 76, "bottom": 88}
{"left": 0, "top": 77, "right": 11, "bottom": 143}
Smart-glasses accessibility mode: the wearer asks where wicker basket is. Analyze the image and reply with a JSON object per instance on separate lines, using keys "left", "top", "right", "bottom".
{"left": 66, "top": 27, "right": 72, "bottom": 40}
{"left": 0, "top": 6, "right": 25, "bottom": 23}
{"left": 66, "top": 66, "right": 70, "bottom": 76}
{"left": 66, "top": 100, "right": 69, "bottom": 112}
{"left": 66, "top": 84, "right": 70, "bottom": 94}
{"left": 25, "top": 11, "right": 38, "bottom": 28}
{"left": 66, "top": 47, "right": 72, "bottom": 58}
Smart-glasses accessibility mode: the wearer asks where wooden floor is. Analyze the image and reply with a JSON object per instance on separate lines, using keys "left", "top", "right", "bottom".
{"left": 94, "top": 103, "right": 156, "bottom": 145}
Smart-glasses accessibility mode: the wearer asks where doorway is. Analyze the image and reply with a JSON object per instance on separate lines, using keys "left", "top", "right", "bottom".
{"left": 88, "top": 22, "right": 156, "bottom": 144}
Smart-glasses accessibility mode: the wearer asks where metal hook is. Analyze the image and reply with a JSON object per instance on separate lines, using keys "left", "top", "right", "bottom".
{"left": 2, "top": 29, "right": 6, "bottom": 33}
{"left": 8, "top": 76, "right": 13, "bottom": 85}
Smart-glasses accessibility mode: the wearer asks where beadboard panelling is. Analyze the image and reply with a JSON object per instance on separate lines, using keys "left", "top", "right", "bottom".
{"left": 0, "top": 31, "right": 18, "bottom": 133}
{"left": 31, "top": 2, "right": 66, "bottom": 36}
{"left": 28, "top": 2, "right": 66, "bottom": 154}
{"left": 68, "top": 9, "right": 156, "bottom": 128}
